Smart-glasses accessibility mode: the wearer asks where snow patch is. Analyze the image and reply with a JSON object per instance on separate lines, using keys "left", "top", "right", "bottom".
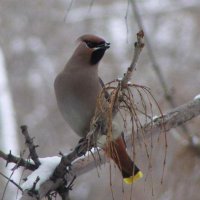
{"left": 153, "top": 115, "right": 159, "bottom": 121}
{"left": 72, "top": 147, "right": 100, "bottom": 164}
{"left": 21, "top": 156, "right": 61, "bottom": 191}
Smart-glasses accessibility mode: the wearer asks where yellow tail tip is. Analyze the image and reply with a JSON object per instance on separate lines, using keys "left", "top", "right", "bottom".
{"left": 123, "top": 171, "right": 143, "bottom": 184}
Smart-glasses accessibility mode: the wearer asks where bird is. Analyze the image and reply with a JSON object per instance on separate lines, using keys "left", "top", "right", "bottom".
{"left": 54, "top": 34, "right": 143, "bottom": 184}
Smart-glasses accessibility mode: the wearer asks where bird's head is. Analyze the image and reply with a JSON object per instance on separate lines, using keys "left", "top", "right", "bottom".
{"left": 73, "top": 34, "right": 110, "bottom": 66}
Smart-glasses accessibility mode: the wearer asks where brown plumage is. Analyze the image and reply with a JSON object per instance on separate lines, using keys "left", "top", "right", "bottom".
{"left": 54, "top": 34, "right": 142, "bottom": 184}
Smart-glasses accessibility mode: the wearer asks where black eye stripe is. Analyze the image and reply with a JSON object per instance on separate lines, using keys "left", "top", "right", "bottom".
{"left": 84, "top": 40, "right": 105, "bottom": 48}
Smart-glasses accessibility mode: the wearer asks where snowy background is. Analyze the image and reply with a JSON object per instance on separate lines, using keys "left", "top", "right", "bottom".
{"left": 0, "top": 0, "right": 200, "bottom": 199}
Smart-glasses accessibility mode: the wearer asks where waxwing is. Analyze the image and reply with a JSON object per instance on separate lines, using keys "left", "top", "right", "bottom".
{"left": 54, "top": 34, "right": 143, "bottom": 184}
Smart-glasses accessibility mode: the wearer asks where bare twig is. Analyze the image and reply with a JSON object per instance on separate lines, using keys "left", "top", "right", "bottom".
{"left": 130, "top": 0, "right": 171, "bottom": 101}
{"left": 0, "top": 150, "right": 37, "bottom": 171}
{"left": 129, "top": 0, "right": 191, "bottom": 138}
{"left": 20, "top": 177, "right": 40, "bottom": 200}
{"left": 89, "top": 0, "right": 95, "bottom": 11}
{"left": 28, "top": 176, "right": 40, "bottom": 196}
{"left": 121, "top": 30, "right": 144, "bottom": 87}
{"left": 0, "top": 171, "right": 22, "bottom": 191}
{"left": 20, "top": 125, "right": 41, "bottom": 167}
{"left": 64, "top": 0, "right": 74, "bottom": 21}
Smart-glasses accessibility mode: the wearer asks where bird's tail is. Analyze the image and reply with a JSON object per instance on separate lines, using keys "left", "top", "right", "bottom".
{"left": 104, "top": 136, "right": 143, "bottom": 184}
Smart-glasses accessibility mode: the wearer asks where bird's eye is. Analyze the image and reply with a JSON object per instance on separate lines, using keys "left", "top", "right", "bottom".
{"left": 85, "top": 41, "right": 97, "bottom": 48}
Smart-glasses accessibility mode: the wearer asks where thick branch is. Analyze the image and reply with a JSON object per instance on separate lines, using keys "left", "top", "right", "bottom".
{"left": 142, "top": 98, "right": 200, "bottom": 139}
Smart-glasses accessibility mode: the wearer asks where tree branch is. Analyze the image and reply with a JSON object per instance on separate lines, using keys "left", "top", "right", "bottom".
{"left": 0, "top": 150, "right": 37, "bottom": 171}
{"left": 0, "top": 171, "right": 23, "bottom": 191}
{"left": 21, "top": 125, "right": 41, "bottom": 167}
{"left": 129, "top": 0, "right": 191, "bottom": 139}
{"left": 121, "top": 30, "right": 144, "bottom": 87}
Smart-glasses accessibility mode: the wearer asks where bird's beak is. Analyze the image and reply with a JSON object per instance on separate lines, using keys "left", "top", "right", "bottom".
{"left": 95, "top": 42, "right": 110, "bottom": 50}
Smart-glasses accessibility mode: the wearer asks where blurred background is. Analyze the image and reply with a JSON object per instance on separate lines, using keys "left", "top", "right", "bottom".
{"left": 0, "top": 0, "right": 200, "bottom": 199}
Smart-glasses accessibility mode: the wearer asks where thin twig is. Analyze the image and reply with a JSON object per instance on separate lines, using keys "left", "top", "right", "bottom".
{"left": 89, "top": 0, "right": 95, "bottom": 11}
{"left": 64, "top": 0, "right": 74, "bottom": 21}
{"left": 29, "top": 176, "right": 40, "bottom": 196}
{"left": 0, "top": 150, "right": 37, "bottom": 171}
{"left": 129, "top": 0, "right": 191, "bottom": 138}
{"left": 121, "top": 30, "right": 144, "bottom": 87}
{"left": 130, "top": 0, "right": 171, "bottom": 101}
{"left": 1, "top": 171, "right": 16, "bottom": 200}
{"left": 0, "top": 171, "right": 22, "bottom": 191}
{"left": 20, "top": 125, "right": 41, "bottom": 167}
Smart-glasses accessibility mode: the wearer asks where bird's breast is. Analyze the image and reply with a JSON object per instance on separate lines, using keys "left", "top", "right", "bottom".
{"left": 54, "top": 71, "right": 101, "bottom": 137}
